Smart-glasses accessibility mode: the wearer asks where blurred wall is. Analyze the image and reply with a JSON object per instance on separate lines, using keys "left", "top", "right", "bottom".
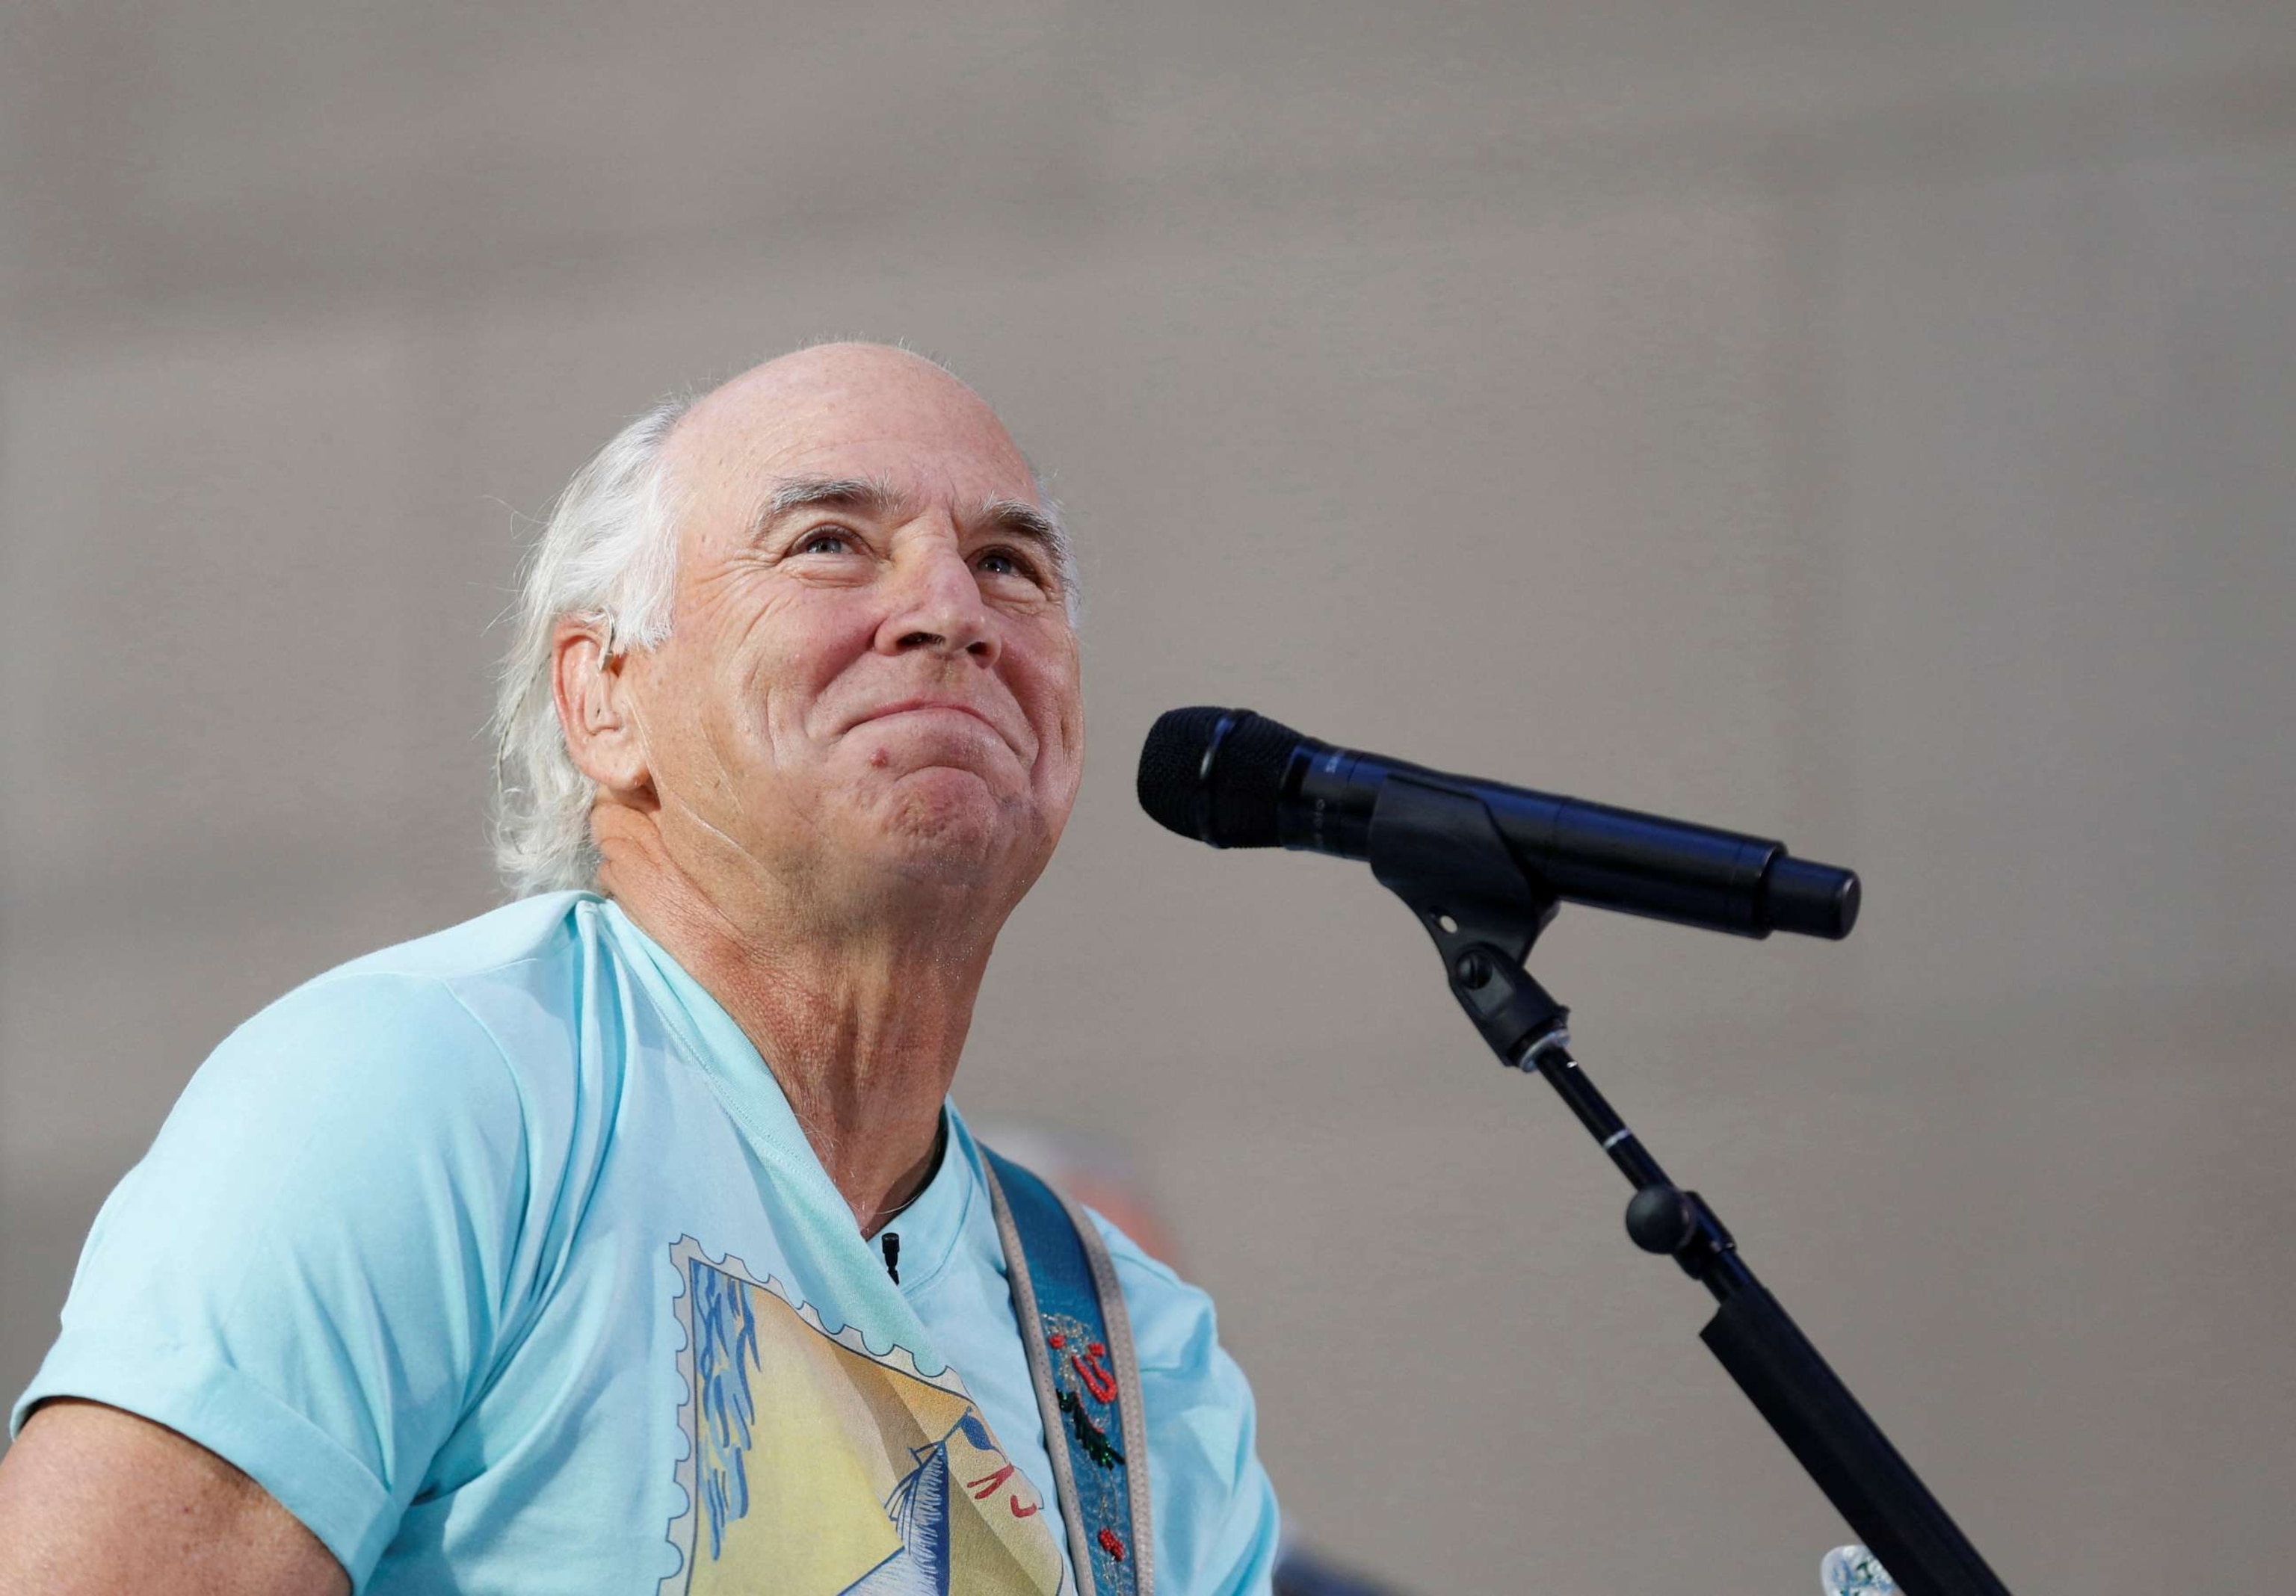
{"left": 4, "top": 4, "right": 2293, "bottom": 1591}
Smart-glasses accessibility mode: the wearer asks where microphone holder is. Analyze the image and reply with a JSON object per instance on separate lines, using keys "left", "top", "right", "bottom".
{"left": 1366, "top": 774, "right": 2011, "bottom": 1596}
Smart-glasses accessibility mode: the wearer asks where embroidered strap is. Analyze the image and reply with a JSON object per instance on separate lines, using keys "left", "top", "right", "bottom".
{"left": 981, "top": 1149, "right": 1154, "bottom": 1596}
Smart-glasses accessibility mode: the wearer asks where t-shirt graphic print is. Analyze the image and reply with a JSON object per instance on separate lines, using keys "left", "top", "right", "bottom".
{"left": 665, "top": 1237, "right": 1067, "bottom": 1595}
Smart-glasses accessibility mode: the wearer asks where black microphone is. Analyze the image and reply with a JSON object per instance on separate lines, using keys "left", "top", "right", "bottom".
{"left": 1137, "top": 706, "right": 1859, "bottom": 940}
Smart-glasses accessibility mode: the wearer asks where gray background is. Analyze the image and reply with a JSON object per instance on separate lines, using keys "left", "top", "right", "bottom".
{"left": 4, "top": 4, "right": 2293, "bottom": 1591}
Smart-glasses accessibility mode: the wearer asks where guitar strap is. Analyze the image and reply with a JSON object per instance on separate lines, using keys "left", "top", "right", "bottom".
{"left": 981, "top": 1148, "right": 1155, "bottom": 1596}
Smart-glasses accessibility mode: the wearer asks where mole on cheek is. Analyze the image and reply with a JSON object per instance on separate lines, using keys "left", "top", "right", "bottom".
{"left": 869, "top": 747, "right": 890, "bottom": 768}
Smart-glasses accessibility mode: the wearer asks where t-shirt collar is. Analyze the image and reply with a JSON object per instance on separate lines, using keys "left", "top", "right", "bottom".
{"left": 595, "top": 894, "right": 977, "bottom": 1293}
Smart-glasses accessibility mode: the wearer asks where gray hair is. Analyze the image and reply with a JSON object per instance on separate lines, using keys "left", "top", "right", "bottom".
{"left": 490, "top": 384, "right": 1077, "bottom": 900}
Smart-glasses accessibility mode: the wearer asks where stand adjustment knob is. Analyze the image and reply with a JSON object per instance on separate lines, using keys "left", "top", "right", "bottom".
{"left": 1626, "top": 1183, "right": 1697, "bottom": 1255}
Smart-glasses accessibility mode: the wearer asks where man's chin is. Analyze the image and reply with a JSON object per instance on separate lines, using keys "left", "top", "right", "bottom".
{"left": 865, "top": 767, "right": 1022, "bottom": 882}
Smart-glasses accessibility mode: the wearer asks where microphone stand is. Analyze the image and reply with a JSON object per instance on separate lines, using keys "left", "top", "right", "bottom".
{"left": 1366, "top": 774, "right": 2011, "bottom": 1596}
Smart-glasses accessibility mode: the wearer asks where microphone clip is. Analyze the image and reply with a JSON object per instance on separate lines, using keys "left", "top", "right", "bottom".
{"left": 1366, "top": 773, "right": 1569, "bottom": 1068}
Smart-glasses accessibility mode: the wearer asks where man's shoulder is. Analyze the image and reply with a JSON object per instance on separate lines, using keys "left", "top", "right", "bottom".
{"left": 250, "top": 890, "right": 604, "bottom": 1039}
{"left": 202, "top": 891, "right": 610, "bottom": 1111}
{"left": 320, "top": 888, "right": 600, "bottom": 989}
{"left": 1081, "top": 1209, "right": 1232, "bottom": 1379}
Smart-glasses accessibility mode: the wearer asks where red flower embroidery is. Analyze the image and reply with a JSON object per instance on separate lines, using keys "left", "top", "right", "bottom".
{"left": 1098, "top": 1527, "right": 1127, "bottom": 1561}
{"left": 1047, "top": 1331, "right": 1067, "bottom": 1349}
{"left": 1070, "top": 1351, "right": 1120, "bottom": 1405}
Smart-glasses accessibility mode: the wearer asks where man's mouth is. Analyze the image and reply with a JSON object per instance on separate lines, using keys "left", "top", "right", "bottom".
{"left": 859, "top": 699, "right": 1000, "bottom": 733}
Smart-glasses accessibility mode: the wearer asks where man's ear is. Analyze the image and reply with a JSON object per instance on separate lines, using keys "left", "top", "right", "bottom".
{"left": 552, "top": 618, "right": 652, "bottom": 798}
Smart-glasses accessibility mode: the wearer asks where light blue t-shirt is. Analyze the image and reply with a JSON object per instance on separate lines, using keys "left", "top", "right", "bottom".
{"left": 12, "top": 891, "right": 1279, "bottom": 1595}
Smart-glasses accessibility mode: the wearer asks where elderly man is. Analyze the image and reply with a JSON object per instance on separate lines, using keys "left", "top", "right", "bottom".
{"left": 0, "top": 344, "right": 1280, "bottom": 1595}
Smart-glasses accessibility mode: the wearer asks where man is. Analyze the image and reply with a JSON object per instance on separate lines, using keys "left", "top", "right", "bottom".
{"left": 0, "top": 343, "right": 1281, "bottom": 1594}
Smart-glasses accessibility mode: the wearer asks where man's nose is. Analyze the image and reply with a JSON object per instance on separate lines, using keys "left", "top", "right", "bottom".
{"left": 875, "top": 537, "right": 999, "bottom": 664}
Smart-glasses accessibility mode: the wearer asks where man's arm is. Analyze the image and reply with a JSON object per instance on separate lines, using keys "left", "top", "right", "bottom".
{"left": 6, "top": 971, "right": 538, "bottom": 1590}
{"left": 0, "top": 1399, "right": 348, "bottom": 1596}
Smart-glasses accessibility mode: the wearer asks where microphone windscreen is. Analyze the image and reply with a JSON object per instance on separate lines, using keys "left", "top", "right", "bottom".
{"left": 1136, "top": 706, "right": 1302, "bottom": 847}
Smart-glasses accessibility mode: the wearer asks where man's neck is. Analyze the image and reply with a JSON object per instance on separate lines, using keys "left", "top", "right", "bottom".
{"left": 596, "top": 832, "right": 994, "bottom": 1237}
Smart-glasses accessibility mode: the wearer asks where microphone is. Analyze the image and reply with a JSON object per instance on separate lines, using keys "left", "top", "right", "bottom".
{"left": 1137, "top": 707, "right": 1859, "bottom": 940}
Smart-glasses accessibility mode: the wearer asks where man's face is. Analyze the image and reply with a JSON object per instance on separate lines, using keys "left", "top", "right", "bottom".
{"left": 622, "top": 346, "right": 1084, "bottom": 918}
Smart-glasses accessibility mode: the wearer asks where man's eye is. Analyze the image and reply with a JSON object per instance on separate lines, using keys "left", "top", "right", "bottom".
{"left": 976, "top": 548, "right": 1041, "bottom": 582}
{"left": 797, "top": 529, "right": 855, "bottom": 556}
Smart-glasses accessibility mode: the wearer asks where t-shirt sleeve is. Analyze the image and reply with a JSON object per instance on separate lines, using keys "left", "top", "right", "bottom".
{"left": 1091, "top": 1214, "right": 1283, "bottom": 1596}
{"left": 8, "top": 971, "right": 532, "bottom": 1592}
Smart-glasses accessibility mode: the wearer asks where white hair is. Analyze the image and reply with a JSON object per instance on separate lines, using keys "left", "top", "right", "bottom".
{"left": 491, "top": 394, "right": 696, "bottom": 897}
{"left": 489, "top": 377, "right": 1078, "bottom": 900}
